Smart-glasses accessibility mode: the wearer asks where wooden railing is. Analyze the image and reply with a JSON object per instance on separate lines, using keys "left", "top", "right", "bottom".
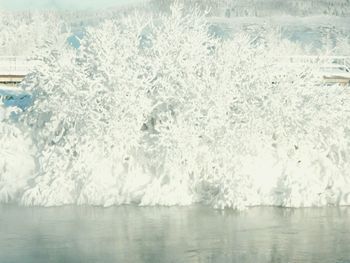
{"left": 0, "top": 56, "right": 31, "bottom": 84}
{"left": 272, "top": 55, "right": 350, "bottom": 85}
{"left": 0, "top": 56, "right": 31, "bottom": 75}
{"left": 273, "top": 55, "right": 350, "bottom": 69}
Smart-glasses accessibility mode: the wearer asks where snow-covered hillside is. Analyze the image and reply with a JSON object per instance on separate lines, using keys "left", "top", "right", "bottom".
{"left": 150, "top": 0, "right": 350, "bottom": 17}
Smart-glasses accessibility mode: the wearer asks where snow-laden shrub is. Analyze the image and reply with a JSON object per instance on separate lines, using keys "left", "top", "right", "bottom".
{"left": 11, "top": 3, "right": 350, "bottom": 209}
{"left": 0, "top": 11, "right": 69, "bottom": 56}
{"left": 0, "top": 121, "right": 35, "bottom": 203}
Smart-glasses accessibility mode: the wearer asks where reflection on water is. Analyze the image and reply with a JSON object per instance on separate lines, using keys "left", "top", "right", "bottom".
{"left": 0, "top": 205, "right": 350, "bottom": 263}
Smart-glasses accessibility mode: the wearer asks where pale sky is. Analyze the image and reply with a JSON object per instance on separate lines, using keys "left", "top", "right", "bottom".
{"left": 0, "top": 0, "right": 143, "bottom": 10}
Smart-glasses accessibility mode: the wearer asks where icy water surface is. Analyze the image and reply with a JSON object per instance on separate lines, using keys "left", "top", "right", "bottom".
{"left": 0, "top": 205, "right": 350, "bottom": 263}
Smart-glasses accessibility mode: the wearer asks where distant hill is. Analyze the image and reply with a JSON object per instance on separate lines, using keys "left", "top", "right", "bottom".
{"left": 150, "top": 0, "right": 350, "bottom": 17}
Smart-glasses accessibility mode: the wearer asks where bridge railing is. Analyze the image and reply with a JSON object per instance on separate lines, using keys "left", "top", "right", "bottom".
{"left": 272, "top": 56, "right": 350, "bottom": 70}
{"left": 0, "top": 56, "right": 32, "bottom": 76}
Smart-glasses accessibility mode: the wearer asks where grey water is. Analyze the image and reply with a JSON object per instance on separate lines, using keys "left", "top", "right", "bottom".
{"left": 1, "top": 205, "right": 350, "bottom": 263}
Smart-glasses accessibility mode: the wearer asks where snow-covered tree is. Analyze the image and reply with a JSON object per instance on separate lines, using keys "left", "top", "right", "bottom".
{"left": 1, "top": 2, "right": 349, "bottom": 209}
{"left": 0, "top": 11, "right": 70, "bottom": 56}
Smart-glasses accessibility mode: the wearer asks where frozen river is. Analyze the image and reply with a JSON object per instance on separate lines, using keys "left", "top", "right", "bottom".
{"left": 1, "top": 205, "right": 350, "bottom": 263}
